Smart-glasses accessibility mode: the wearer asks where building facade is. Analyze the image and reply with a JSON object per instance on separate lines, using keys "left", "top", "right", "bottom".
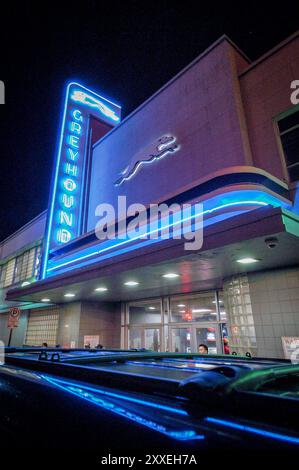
{"left": 0, "top": 212, "right": 46, "bottom": 345}
{"left": 2, "top": 32, "right": 299, "bottom": 358}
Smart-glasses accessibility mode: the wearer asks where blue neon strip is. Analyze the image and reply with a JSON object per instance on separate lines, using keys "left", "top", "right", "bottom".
{"left": 50, "top": 235, "right": 161, "bottom": 274}
{"left": 205, "top": 417, "right": 299, "bottom": 445}
{"left": 47, "top": 199, "right": 268, "bottom": 274}
{"left": 42, "top": 375, "right": 188, "bottom": 416}
{"left": 42, "top": 375, "right": 203, "bottom": 441}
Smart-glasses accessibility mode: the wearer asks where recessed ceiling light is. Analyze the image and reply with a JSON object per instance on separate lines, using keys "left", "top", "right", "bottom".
{"left": 94, "top": 287, "right": 108, "bottom": 292}
{"left": 212, "top": 300, "right": 223, "bottom": 304}
{"left": 179, "top": 310, "right": 186, "bottom": 313}
{"left": 124, "top": 281, "right": 139, "bottom": 286}
{"left": 192, "top": 308, "right": 212, "bottom": 313}
{"left": 148, "top": 306, "right": 156, "bottom": 310}
{"left": 162, "top": 273, "right": 179, "bottom": 279}
{"left": 177, "top": 304, "right": 185, "bottom": 307}
{"left": 64, "top": 293, "right": 75, "bottom": 298}
{"left": 236, "top": 257, "right": 259, "bottom": 264}
{"left": 41, "top": 298, "right": 51, "bottom": 302}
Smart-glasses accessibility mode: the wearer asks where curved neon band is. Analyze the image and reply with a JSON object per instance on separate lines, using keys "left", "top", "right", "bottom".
{"left": 47, "top": 199, "right": 268, "bottom": 273}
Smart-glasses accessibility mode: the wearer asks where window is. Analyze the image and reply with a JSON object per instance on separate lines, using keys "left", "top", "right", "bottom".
{"left": 33, "top": 246, "right": 41, "bottom": 278}
{"left": 25, "top": 308, "right": 59, "bottom": 347}
{"left": 277, "top": 108, "right": 299, "bottom": 182}
{"left": 14, "top": 247, "right": 37, "bottom": 284}
{"left": 0, "top": 244, "right": 42, "bottom": 288}
{"left": 128, "top": 299, "right": 162, "bottom": 325}
{"left": 170, "top": 292, "right": 218, "bottom": 322}
{"left": 0, "top": 264, "right": 6, "bottom": 288}
{"left": 4, "top": 259, "right": 15, "bottom": 287}
{"left": 223, "top": 275, "right": 257, "bottom": 355}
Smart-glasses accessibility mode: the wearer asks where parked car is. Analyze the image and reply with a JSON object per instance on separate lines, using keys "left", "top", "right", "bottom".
{"left": 0, "top": 347, "right": 299, "bottom": 453}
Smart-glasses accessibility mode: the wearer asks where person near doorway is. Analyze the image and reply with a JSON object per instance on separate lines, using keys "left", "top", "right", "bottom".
{"left": 198, "top": 343, "right": 208, "bottom": 354}
{"left": 223, "top": 337, "right": 230, "bottom": 354}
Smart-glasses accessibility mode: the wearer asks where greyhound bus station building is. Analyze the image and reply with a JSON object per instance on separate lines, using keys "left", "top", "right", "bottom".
{"left": 1, "top": 32, "right": 299, "bottom": 359}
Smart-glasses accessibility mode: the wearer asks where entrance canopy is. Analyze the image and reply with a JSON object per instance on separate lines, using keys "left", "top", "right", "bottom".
{"left": 6, "top": 206, "right": 299, "bottom": 305}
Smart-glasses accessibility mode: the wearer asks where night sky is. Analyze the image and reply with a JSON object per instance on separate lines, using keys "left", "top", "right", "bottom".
{"left": 0, "top": 1, "right": 298, "bottom": 241}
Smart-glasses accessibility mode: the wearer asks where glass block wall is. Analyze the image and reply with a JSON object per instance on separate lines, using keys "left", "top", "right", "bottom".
{"left": 223, "top": 274, "right": 257, "bottom": 356}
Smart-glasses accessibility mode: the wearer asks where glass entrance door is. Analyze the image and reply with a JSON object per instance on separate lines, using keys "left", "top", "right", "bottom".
{"left": 170, "top": 324, "right": 221, "bottom": 354}
{"left": 171, "top": 327, "right": 192, "bottom": 353}
{"left": 195, "top": 326, "right": 218, "bottom": 354}
{"left": 144, "top": 328, "right": 161, "bottom": 351}
{"left": 129, "top": 327, "right": 161, "bottom": 351}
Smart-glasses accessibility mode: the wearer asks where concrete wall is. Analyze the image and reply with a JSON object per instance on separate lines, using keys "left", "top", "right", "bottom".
{"left": 87, "top": 34, "right": 299, "bottom": 233}
{"left": 87, "top": 39, "right": 251, "bottom": 231}
{"left": 224, "top": 267, "right": 299, "bottom": 359}
{"left": 79, "top": 301, "right": 121, "bottom": 348}
{"left": 248, "top": 267, "right": 299, "bottom": 358}
{"left": 0, "top": 301, "right": 121, "bottom": 349}
{"left": 240, "top": 34, "right": 299, "bottom": 182}
{"left": 57, "top": 302, "right": 81, "bottom": 348}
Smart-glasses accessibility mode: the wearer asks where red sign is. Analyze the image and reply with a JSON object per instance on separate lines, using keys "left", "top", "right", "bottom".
{"left": 8, "top": 307, "right": 21, "bottom": 328}
{"left": 182, "top": 310, "right": 193, "bottom": 321}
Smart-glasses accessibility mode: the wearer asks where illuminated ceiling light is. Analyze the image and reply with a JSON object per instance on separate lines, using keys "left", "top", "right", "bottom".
{"left": 236, "top": 257, "right": 259, "bottom": 264}
{"left": 94, "top": 287, "right": 108, "bottom": 292}
{"left": 179, "top": 310, "right": 186, "bottom": 313}
{"left": 212, "top": 300, "right": 223, "bottom": 304}
{"left": 41, "top": 298, "right": 51, "bottom": 302}
{"left": 64, "top": 293, "right": 75, "bottom": 298}
{"left": 124, "top": 281, "right": 139, "bottom": 286}
{"left": 177, "top": 304, "right": 185, "bottom": 307}
{"left": 162, "top": 273, "right": 179, "bottom": 279}
{"left": 148, "top": 306, "right": 156, "bottom": 310}
{"left": 192, "top": 309, "right": 212, "bottom": 313}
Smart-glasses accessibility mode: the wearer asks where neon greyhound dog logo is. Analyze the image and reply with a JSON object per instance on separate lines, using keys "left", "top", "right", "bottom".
{"left": 114, "top": 135, "right": 180, "bottom": 186}
{"left": 70, "top": 90, "right": 120, "bottom": 122}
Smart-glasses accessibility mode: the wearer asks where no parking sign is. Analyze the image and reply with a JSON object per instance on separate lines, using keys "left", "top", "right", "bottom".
{"left": 8, "top": 307, "right": 21, "bottom": 328}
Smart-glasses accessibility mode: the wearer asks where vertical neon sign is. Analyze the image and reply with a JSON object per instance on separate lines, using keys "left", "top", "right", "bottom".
{"left": 42, "top": 82, "right": 121, "bottom": 279}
